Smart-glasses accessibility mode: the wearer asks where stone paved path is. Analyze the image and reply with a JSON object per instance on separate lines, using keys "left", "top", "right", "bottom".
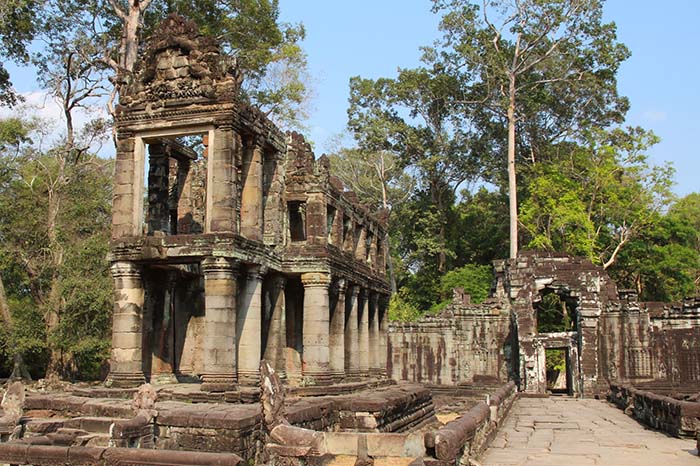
{"left": 479, "top": 397, "right": 698, "bottom": 466}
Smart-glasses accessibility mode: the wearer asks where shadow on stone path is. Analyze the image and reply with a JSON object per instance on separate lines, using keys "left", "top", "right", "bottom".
{"left": 479, "top": 397, "right": 698, "bottom": 466}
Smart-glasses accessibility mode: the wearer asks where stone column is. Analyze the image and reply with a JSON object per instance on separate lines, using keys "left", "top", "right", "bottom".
{"left": 368, "top": 233, "right": 378, "bottom": 270}
{"left": 344, "top": 285, "right": 360, "bottom": 378}
{"left": 379, "top": 294, "right": 389, "bottom": 376}
{"left": 147, "top": 143, "right": 170, "bottom": 235}
{"left": 368, "top": 292, "right": 381, "bottom": 376}
{"left": 263, "top": 274, "right": 287, "bottom": 379}
{"left": 241, "top": 138, "right": 264, "bottom": 241}
{"left": 109, "top": 261, "right": 146, "bottom": 387}
{"left": 301, "top": 272, "right": 332, "bottom": 385}
{"left": 238, "top": 266, "right": 264, "bottom": 386}
{"left": 329, "top": 279, "right": 347, "bottom": 382}
{"left": 112, "top": 132, "right": 137, "bottom": 238}
{"left": 263, "top": 152, "right": 285, "bottom": 245}
{"left": 358, "top": 288, "right": 370, "bottom": 376}
{"left": 201, "top": 257, "right": 238, "bottom": 391}
{"left": 206, "top": 125, "right": 237, "bottom": 233}
{"left": 355, "top": 226, "right": 367, "bottom": 261}
{"left": 173, "top": 158, "right": 191, "bottom": 234}
{"left": 151, "top": 272, "right": 178, "bottom": 384}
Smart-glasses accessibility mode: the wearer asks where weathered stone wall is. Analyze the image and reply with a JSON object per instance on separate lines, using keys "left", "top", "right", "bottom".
{"left": 609, "top": 382, "right": 700, "bottom": 438}
{"left": 389, "top": 252, "right": 700, "bottom": 397}
{"left": 388, "top": 295, "right": 512, "bottom": 385}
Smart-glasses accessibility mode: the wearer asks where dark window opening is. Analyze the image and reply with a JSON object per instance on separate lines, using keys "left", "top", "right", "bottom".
{"left": 536, "top": 291, "right": 577, "bottom": 333}
{"left": 145, "top": 135, "right": 203, "bottom": 236}
{"left": 288, "top": 201, "right": 307, "bottom": 242}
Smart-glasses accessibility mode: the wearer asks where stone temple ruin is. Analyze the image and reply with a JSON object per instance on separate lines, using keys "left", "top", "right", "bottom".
{"left": 108, "top": 15, "right": 391, "bottom": 390}
{"left": 0, "top": 13, "right": 697, "bottom": 466}
{"left": 388, "top": 252, "right": 700, "bottom": 399}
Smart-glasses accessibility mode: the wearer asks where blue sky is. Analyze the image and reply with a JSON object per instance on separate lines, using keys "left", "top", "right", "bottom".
{"left": 3, "top": 1, "right": 697, "bottom": 196}
{"left": 278, "top": 0, "right": 699, "bottom": 197}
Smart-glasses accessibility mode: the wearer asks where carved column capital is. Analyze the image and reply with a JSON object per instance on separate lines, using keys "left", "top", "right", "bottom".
{"left": 201, "top": 257, "right": 239, "bottom": 277}
{"left": 301, "top": 272, "right": 331, "bottom": 288}
{"left": 111, "top": 261, "right": 142, "bottom": 279}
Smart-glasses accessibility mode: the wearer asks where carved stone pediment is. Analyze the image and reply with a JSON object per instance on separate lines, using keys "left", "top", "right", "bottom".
{"left": 119, "top": 14, "right": 241, "bottom": 107}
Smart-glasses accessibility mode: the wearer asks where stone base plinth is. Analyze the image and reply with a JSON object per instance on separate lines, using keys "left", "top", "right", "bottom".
{"left": 201, "top": 373, "right": 237, "bottom": 392}
{"left": 107, "top": 371, "right": 146, "bottom": 388}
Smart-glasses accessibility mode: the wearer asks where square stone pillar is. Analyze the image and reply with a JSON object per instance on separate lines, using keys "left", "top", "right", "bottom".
{"left": 112, "top": 133, "right": 138, "bottom": 238}
{"left": 108, "top": 261, "right": 146, "bottom": 387}
{"left": 301, "top": 272, "right": 332, "bottom": 385}
{"left": 151, "top": 271, "right": 178, "bottom": 384}
{"left": 201, "top": 257, "right": 238, "bottom": 391}
{"left": 329, "top": 278, "right": 346, "bottom": 382}
{"left": 368, "top": 292, "right": 381, "bottom": 376}
{"left": 379, "top": 294, "right": 390, "bottom": 376}
{"left": 344, "top": 285, "right": 360, "bottom": 378}
{"left": 147, "top": 143, "right": 170, "bottom": 235}
{"left": 206, "top": 126, "right": 237, "bottom": 233}
{"left": 355, "top": 226, "right": 367, "bottom": 261}
{"left": 238, "top": 265, "right": 264, "bottom": 386}
{"left": 368, "top": 232, "right": 378, "bottom": 270}
{"left": 240, "top": 138, "right": 264, "bottom": 241}
{"left": 263, "top": 274, "right": 287, "bottom": 379}
{"left": 358, "top": 288, "right": 370, "bottom": 377}
{"left": 263, "top": 151, "right": 285, "bottom": 246}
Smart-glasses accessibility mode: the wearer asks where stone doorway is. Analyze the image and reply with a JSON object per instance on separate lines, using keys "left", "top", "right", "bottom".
{"left": 545, "top": 347, "right": 571, "bottom": 395}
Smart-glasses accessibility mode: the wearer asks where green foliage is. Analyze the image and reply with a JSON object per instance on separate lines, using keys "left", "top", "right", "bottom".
{"left": 0, "top": 0, "right": 43, "bottom": 105}
{"left": 438, "top": 264, "right": 492, "bottom": 304}
{"left": 611, "top": 196, "right": 700, "bottom": 301}
{"left": 519, "top": 127, "right": 673, "bottom": 267}
{"left": 537, "top": 293, "right": 574, "bottom": 333}
{"left": 545, "top": 349, "right": 566, "bottom": 373}
{"left": 387, "top": 290, "right": 422, "bottom": 322}
{"left": 454, "top": 188, "right": 509, "bottom": 264}
{"left": 0, "top": 117, "right": 113, "bottom": 380}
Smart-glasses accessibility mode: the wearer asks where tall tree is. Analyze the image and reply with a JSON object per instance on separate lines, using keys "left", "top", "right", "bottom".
{"left": 519, "top": 126, "right": 674, "bottom": 268}
{"left": 430, "top": 0, "right": 630, "bottom": 258}
{"left": 0, "top": 116, "right": 113, "bottom": 380}
{"left": 348, "top": 66, "right": 480, "bottom": 273}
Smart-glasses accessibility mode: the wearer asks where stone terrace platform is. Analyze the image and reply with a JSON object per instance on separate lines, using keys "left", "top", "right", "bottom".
{"left": 479, "top": 397, "right": 698, "bottom": 466}
{"left": 19, "top": 381, "right": 435, "bottom": 461}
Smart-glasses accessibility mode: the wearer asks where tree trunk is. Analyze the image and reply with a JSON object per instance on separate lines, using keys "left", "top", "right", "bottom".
{"left": 45, "top": 183, "right": 65, "bottom": 380}
{"left": 507, "top": 73, "right": 518, "bottom": 259}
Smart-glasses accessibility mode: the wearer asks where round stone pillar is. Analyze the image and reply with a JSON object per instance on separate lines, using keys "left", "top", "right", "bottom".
{"left": 108, "top": 261, "right": 146, "bottom": 387}
{"left": 201, "top": 257, "right": 238, "bottom": 392}
{"left": 329, "top": 278, "right": 347, "bottom": 382}
{"left": 358, "top": 288, "right": 370, "bottom": 377}
{"left": 344, "top": 285, "right": 361, "bottom": 379}
{"left": 263, "top": 274, "right": 287, "bottom": 379}
{"left": 238, "top": 265, "right": 264, "bottom": 386}
{"left": 301, "top": 272, "right": 332, "bottom": 385}
{"left": 369, "top": 291, "right": 382, "bottom": 376}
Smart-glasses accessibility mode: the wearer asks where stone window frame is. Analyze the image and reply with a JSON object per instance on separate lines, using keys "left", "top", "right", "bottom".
{"left": 131, "top": 125, "right": 216, "bottom": 236}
